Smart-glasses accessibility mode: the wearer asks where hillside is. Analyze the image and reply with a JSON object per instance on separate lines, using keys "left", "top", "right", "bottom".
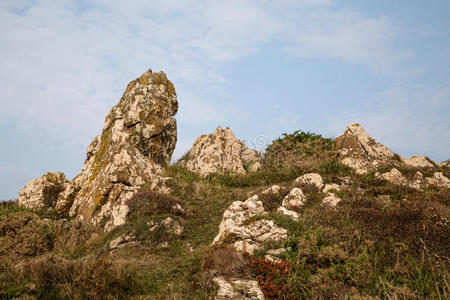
{"left": 1, "top": 70, "right": 449, "bottom": 300}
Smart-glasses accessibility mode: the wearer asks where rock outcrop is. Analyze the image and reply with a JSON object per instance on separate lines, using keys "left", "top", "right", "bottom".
{"left": 19, "top": 69, "right": 178, "bottom": 231}
{"left": 213, "top": 277, "right": 265, "bottom": 300}
{"left": 178, "top": 126, "right": 261, "bottom": 176}
{"left": 18, "top": 172, "right": 68, "bottom": 209}
{"left": 213, "top": 193, "right": 287, "bottom": 255}
{"left": 426, "top": 172, "right": 450, "bottom": 189}
{"left": 404, "top": 154, "right": 434, "bottom": 168}
{"left": 336, "top": 124, "right": 396, "bottom": 174}
{"left": 295, "top": 173, "right": 324, "bottom": 190}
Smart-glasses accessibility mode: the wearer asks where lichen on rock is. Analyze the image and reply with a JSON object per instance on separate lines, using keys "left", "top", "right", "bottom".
{"left": 178, "top": 126, "right": 261, "bottom": 176}
{"left": 336, "top": 123, "right": 396, "bottom": 174}
{"left": 19, "top": 69, "right": 178, "bottom": 231}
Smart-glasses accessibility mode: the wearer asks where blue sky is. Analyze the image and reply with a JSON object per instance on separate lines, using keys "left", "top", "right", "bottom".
{"left": 1, "top": 0, "right": 449, "bottom": 200}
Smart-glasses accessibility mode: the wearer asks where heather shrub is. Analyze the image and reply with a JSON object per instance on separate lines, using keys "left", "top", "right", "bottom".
{"left": 264, "top": 130, "right": 336, "bottom": 174}
{"left": 126, "top": 190, "right": 183, "bottom": 218}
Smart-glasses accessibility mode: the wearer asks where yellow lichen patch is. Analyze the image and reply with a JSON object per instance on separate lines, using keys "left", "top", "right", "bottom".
{"left": 152, "top": 72, "right": 176, "bottom": 97}
{"left": 95, "top": 192, "right": 102, "bottom": 206}
{"left": 88, "top": 124, "right": 114, "bottom": 186}
{"left": 138, "top": 73, "right": 150, "bottom": 85}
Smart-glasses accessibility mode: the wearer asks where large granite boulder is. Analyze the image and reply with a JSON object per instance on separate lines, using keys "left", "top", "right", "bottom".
{"left": 178, "top": 126, "right": 261, "bottom": 177}
{"left": 19, "top": 69, "right": 178, "bottom": 231}
{"left": 18, "top": 172, "right": 68, "bottom": 209}
{"left": 336, "top": 123, "right": 397, "bottom": 174}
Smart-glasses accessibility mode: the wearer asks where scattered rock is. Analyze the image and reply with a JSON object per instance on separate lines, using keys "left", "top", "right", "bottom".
{"left": 277, "top": 206, "right": 299, "bottom": 220}
{"left": 336, "top": 123, "right": 396, "bottom": 174}
{"left": 281, "top": 188, "right": 306, "bottom": 211}
{"left": 213, "top": 276, "right": 265, "bottom": 300}
{"left": 338, "top": 176, "right": 353, "bottom": 186}
{"left": 161, "top": 217, "right": 184, "bottom": 236}
{"left": 295, "top": 173, "right": 324, "bottom": 189}
{"left": 404, "top": 154, "right": 434, "bottom": 168}
{"left": 262, "top": 185, "right": 281, "bottom": 195}
{"left": 323, "top": 183, "right": 340, "bottom": 193}
{"left": 322, "top": 193, "right": 342, "bottom": 207}
{"left": 409, "top": 171, "right": 424, "bottom": 190}
{"left": 109, "top": 233, "right": 135, "bottom": 250}
{"left": 18, "top": 172, "right": 68, "bottom": 210}
{"left": 178, "top": 126, "right": 261, "bottom": 176}
{"left": 426, "top": 172, "right": 450, "bottom": 189}
{"left": 377, "top": 168, "right": 407, "bottom": 186}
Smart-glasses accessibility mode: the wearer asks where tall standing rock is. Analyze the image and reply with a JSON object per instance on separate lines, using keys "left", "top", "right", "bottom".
{"left": 178, "top": 126, "right": 261, "bottom": 177}
{"left": 336, "top": 123, "right": 397, "bottom": 174}
{"left": 19, "top": 69, "right": 178, "bottom": 231}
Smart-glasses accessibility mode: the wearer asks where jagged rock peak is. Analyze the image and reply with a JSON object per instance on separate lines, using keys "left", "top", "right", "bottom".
{"left": 336, "top": 123, "right": 396, "bottom": 174}
{"left": 178, "top": 126, "right": 261, "bottom": 177}
{"left": 19, "top": 69, "right": 178, "bottom": 231}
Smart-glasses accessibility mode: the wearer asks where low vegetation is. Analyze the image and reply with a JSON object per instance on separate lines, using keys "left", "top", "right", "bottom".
{"left": 1, "top": 130, "right": 449, "bottom": 299}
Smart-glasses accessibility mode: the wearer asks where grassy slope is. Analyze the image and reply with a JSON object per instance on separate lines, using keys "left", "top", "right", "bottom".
{"left": 0, "top": 131, "right": 449, "bottom": 299}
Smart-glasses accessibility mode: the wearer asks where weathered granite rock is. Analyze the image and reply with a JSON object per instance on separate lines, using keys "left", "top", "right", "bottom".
{"left": 323, "top": 183, "right": 340, "bottom": 193}
{"left": 160, "top": 217, "right": 184, "bottom": 236}
{"left": 277, "top": 206, "right": 300, "bottom": 220}
{"left": 295, "top": 173, "right": 324, "bottom": 190}
{"left": 426, "top": 172, "right": 450, "bottom": 189}
{"left": 322, "top": 193, "right": 342, "bottom": 207}
{"left": 336, "top": 124, "right": 396, "bottom": 174}
{"left": 213, "top": 277, "right": 265, "bottom": 300}
{"left": 18, "top": 172, "right": 68, "bottom": 209}
{"left": 212, "top": 195, "right": 287, "bottom": 254}
{"left": 377, "top": 168, "right": 407, "bottom": 186}
{"left": 404, "top": 155, "right": 434, "bottom": 168}
{"left": 281, "top": 188, "right": 306, "bottom": 211}
{"left": 26, "top": 69, "right": 177, "bottom": 231}
{"left": 178, "top": 126, "right": 261, "bottom": 176}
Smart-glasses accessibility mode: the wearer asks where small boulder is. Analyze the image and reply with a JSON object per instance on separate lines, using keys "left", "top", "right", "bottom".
{"left": 322, "top": 193, "right": 342, "bottom": 207}
{"left": 277, "top": 206, "right": 300, "bottom": 220}
{"left": 18, "top": 172, "right": 68, "bottom": 210}
{"left": 377, "top": 168, "right": 407, "bottom": 186}
{"left": 161, "top": 217, "right": 184, "bottom": 236}
{"left": 178, "top": 126, "right": 261, "bottom": 176}
{"left": 213, "top": 277, "right": 265, "bottom": 300}
{"left": 323, "top": 183, "right": 340, "bottom": 193}
{"left": 295, "top": 173, "right": 324, "bottom": 190}
{"left": 426, "top": 172, "right": 450, "bottom": 189}
{"left": 404, "top": 154, "right": 434, "bottom": 168}
{"left": 281, "top": 188, "right": 306, "bottom": 211}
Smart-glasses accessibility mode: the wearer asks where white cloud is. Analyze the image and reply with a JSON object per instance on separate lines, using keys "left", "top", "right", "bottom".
{"left": 0, "top": 0, "right": 425, "bottom": 153}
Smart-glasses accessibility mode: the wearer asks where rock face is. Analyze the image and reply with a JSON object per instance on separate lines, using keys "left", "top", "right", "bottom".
{"left": 178, "top": 126, "right": 261, "bottom": 176}
{"left": 18, "top": 172, "right": 68, "bottom": 209}
{"left": 336, "top": 124, "right": 396, "bottom": 174}
{"left": 20, "top": 69, "right": 178, "bottom": 231}
{"left": 404, "top": 155, "right": 434, "bottom": 168}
